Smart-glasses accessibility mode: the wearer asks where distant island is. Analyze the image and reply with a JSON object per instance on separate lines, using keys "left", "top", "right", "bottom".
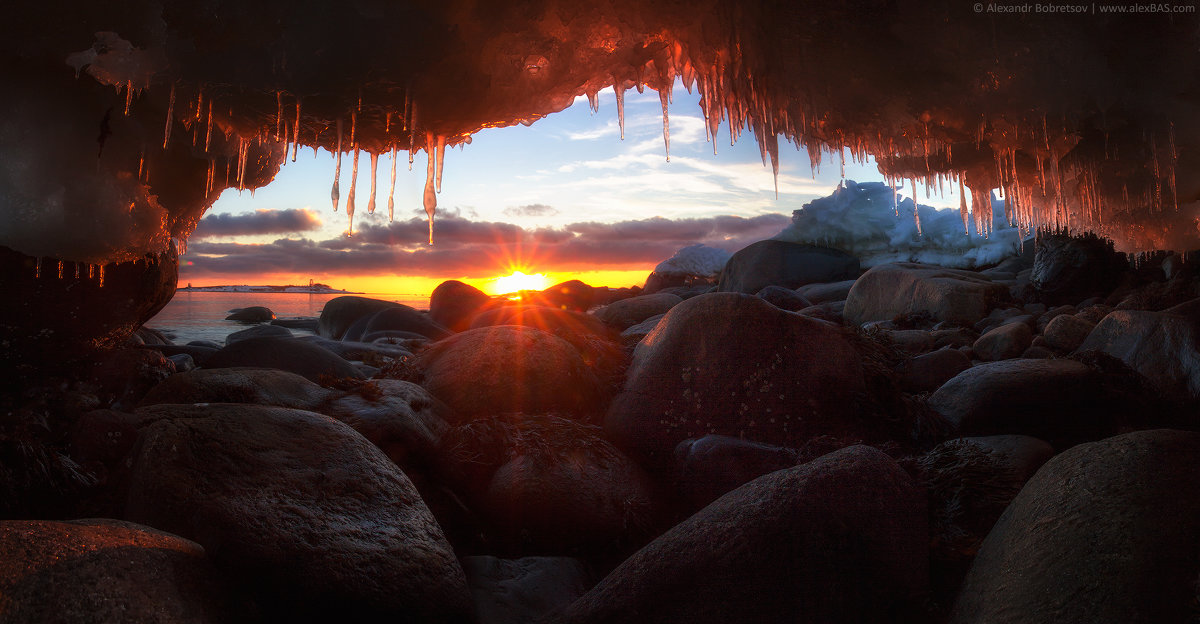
{"left": 177, "top": 283, "right": 361, "bottom": 294}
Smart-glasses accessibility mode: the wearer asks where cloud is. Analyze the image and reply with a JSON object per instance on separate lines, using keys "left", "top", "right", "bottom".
{"left": 192, "top": 208, "right": 323, "bottom": 238}
{"left": 503, "top": 203, "right": 560, "bottom": 217}
{"left": 181, "top": 212, "right": 789, "bottom": 279}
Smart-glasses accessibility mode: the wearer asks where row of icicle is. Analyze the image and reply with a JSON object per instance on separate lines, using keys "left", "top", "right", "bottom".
{"left": 110, "top": 39, "right": 1184, "bottom": 264}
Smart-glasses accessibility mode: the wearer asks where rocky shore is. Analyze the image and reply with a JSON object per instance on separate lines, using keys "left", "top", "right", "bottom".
{"left": 1, "top": 233, "right": 1199, "bottom": 623}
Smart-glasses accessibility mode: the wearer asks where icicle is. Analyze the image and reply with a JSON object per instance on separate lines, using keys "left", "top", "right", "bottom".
{"left": 124, "top": 80, "right": 133, "bottom": 115}
{"left": 292, "top": 99, "right": 301, "bottom": 162}
{"left": 34, "top": 257, "right": 41, "bottom": 279}
{"left": 138, "top": 150, "right": 144, "bottom": 179}
{"left": 331, "top": 118, "right": 343, "bottom": 212}
{"left": 57, "top": 261, "right": 63, "bottom": 279}
{"left": 658, "top": 89, "right": 672, "bottom": 161}
{"left": 264, "top": 92, "right": 277, "bottom": 143}
{"left": 87, "top": 264, "right": 94, "bottom": 280}
{"left": 205, "top": 160, "right": 214, "bottom": 197}
{"left": 911, "top": 179, "right": 923, "bottom": 236}
{"left": 766, "top": 133, "right": 779, "bottom": 199}
{"left": 162, "top": 84, "right": 175, "bottom": 150}
{"left": 347, "top": 148, "right": 360, "bottom": 232}
{"left": 423, "top": 134, "right": 437, "bottom": 245}
{"left": 408, "top": 102, "right": 418, "bottom": 171}
{"left": 205, "top": 101, "right": 213, "bottom": 152}
{"left": 236, "top": 137, "right": 248, "bottom": 190}
{"left": 435, "top": 135, "right": 446, "bottom": 193}
{"left": 74, "top": 263, "right": 80, "bottom": 279}
{"left": 613, "top": 76, "right": 626, "bottom": 140}
{"left": 959, "top": 176, "right": 969, "bottom": 235}
{"left": 388, "top": 146, "right": 398, "bottom": 221}
{"left": 839, "top": 147, "right": 846, "bottom": 179}
{"left": 367, "top": 152, "right": 378, "bottom": 214}
{"left": 587, "top": 90, "right": 600, "bottom": 114}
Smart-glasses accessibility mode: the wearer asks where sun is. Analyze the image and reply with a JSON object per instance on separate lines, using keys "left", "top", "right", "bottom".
{"left": 489, "top": 270, "right": 550, "bottom": 295}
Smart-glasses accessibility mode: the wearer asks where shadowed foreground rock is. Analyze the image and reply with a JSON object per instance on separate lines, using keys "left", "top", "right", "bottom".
{"left": 950, "top": 429, "right": 1200, "bottom": 624}
{"left": 125, "top": 404, "right": 474, "bottom": 623}
{"left": 605, "top": 293, "right": 867, "bottom": 468}
{"left": 0, "top": 519, "right": 235, "bottom": 624}
{"left": 557, "top": 445, "right": 928, "bottom": 624}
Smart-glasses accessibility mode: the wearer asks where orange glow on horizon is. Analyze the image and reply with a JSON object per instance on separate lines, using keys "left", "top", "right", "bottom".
{"left": 179, "top": 267, "right": 652, "bottom": 300}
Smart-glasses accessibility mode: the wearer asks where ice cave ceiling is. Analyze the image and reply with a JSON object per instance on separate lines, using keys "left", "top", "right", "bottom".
{"left": 3, "top": 0, "right": 1200, "bottom": 266}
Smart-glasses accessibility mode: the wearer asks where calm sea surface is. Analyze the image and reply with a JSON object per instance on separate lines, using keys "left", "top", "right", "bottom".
{"left": 146, "top": 291, "right": 429, "bottom": 345}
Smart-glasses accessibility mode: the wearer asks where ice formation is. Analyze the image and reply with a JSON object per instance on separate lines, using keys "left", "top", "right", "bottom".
{"left": 774, "top": 181, "right": 1025, "bottom": 269}
{"left": 2, "top": 1, "right": 1199, "bottom": 271}
{"left": 654, "top": 244, "right": 733, "bottom": 278}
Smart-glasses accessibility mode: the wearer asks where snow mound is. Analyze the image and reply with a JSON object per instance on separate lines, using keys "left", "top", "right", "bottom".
{"left": 773, "top": 180, "right": 1027, "bottom": 269}
{"left": 654, "top": 244, "right": 732, "bottom": 277}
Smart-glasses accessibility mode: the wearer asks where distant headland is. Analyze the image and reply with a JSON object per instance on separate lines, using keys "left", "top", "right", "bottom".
{"left": 177, "top": 283, "right": 360, "bottom": 294}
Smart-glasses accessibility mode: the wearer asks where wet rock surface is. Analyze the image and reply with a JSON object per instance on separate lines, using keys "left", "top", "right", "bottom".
{"left": 558, "top": 445, "right": 928, "bottom": 624}
{"left": 0, "top": 519, "right": 236, "bottom": 623}
{"left": 950, "top": 429, "right": 1200, "bottom": 624}
{"left": 125, "top": 404, "right": 474, "bottom": 623}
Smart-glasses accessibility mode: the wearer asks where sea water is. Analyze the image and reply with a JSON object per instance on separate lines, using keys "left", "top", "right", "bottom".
{"left": 146, "top": 291, "right": 429, "bottom": 345}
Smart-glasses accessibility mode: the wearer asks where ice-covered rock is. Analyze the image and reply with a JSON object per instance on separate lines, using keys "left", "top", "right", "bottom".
{"left": 774, "top": 180, "right": 1026, "bottom": 269}
{"left": 653, "top": 244, "right": 731, "bottom": 279}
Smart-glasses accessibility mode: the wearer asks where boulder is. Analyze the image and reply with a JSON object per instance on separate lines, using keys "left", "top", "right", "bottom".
{"left": 796, "top": 300, "right": 845, "bottom": 324}
{"left": 430, "top": 280, "right": 494, "bottom": 332}
{"left": 1030, "top": 233, "right": 1126, "bottom": 305}
{"left": 140, "top": 367, "right": 329, "bottom": 409}
{"left": 224, "top": 305, "right": 275, "bottom": 322}
{"left": 140, "top": 368, "right": 449, "bottom": 472}
{"left": 619, "top": 313, "right": 664, "bottom": 348}
{"left": 298, "top": 336, "right": 412, "bottom": 361}
{"left": 419, "top": 325, "right": 602, "bottom": 421}
{"left": 321, "top": 379, "right": 452, "bottom": 470}
{"left": 203, "top": 336, "right": 365, "bottom": 384}
{"left": 971, "top": 321, "right": 1032, "bottom": 361}
{"left": 270, "top": 317, "right": 321, "bottom": 332}
{"left": 437, "top": 415, "right": 657, "bottom": 554}
{"left": 594, "top": 293, "right": 682, "bottom": 330}
{"left": 558, "top": 445, "right": 928, "bottom": 624}
{"left": 462, "top": 556, "right": 591, "bottom": 624}
{"left": 896, "top": 347, "right": 971, "bottom": 393}
{"left": 844, "top": 263, "right": 1010, "bottom": 327}
{"left": 0, "top": 519, "right": 235, "bottom": 623}
{"left": 225, "top": 323, "right": 293, "bottom": 345}
{"left": 317, "top": 296, "right": 401, "bottom": 339}
{"left": 534, "top": 280, "right": 597, "bottom": 311}
{"left": 166, "top": 352, "right": 196, "bottom": 372}
{"left": 606, "top": 293, "right": 868, "bottom": 468}
{"left": 950, "top": 429, "right": 1200, "bottom": 624}
{"left": 1041, "top": 314, "right": 1094, "bottom": 352}
{"left": 673, "top": 434, "right": 801, "bottom": 509}
{"left": 928, "top": 359, "right": 1124, "bottom": 445}
{"left": 362, "top": 305, "right": 451, "bottom": 341}
{"left": 795, "top": 279, "right": 856, "bottom": 304}
{"left": 1076, "top": 309, "right": 1200, "bottom": 400}
{"left": 717, "top": 240, "right": 860, "bottom": 294}
{"left": 126, "top": 404, "right": 474, "bottom": 623}
{"left": 755, "top": 285, "right": 813, "bottom": 311}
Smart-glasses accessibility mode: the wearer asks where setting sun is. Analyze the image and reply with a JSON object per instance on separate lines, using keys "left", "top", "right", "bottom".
{"left": 489, "top": 270, "right": 551, "bottom": 295}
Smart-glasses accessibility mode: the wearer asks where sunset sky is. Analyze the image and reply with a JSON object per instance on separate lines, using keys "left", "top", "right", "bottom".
{"left": 184, "top": 80, "right": 962, "bottom": 296}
